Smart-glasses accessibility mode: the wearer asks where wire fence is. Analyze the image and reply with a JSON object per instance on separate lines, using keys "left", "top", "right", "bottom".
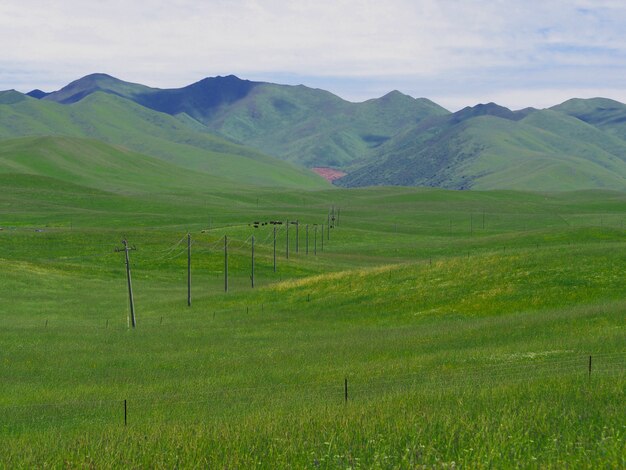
{"left": 0, "top": 352, "right": 623, "bottom": 430}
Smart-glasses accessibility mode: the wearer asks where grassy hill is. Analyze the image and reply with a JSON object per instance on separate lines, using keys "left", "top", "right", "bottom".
{"left": 204, "top": 85, "right": 449, "bottom": 167}
{"left": 551, "top": 97, "right": 626, "bottom": 141}
{"left": 0, "top": 136, "right": 232, "bottom": 193}
{"left": 337, "top": 103, "right": 626, "bottom": 191}
{"left": 0, "top": 91, "right": 328, "bottom": 189}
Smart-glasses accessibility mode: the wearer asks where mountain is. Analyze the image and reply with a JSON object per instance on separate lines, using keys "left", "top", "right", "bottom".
{"left": 15, "top": 74, "right": 626, "bottom": 191}
{"left": 336, "top": 102, "right": 626, "bottom": 191}
{"left": 0, "top": 90, "right": 29, "bottom": 105}
{"left": 0, "top": 91, "right": 328, "bottom": 189}
{"left": 26, "top": 89, "right": 50, "bottom": 99}
{"left": 551, "top": 98, "right": 626, "bottom": 141}
{"left": 40, "top": 73, "right": 154, "bottom": 104}
{"left": 203, "top": 86, "right": 449, "bottom": 168}
{"left": 37, "top": 74, "right": 450, "bottom": 168}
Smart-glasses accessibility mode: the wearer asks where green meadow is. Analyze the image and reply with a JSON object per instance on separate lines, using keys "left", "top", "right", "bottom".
{"left": 0, "top": 171, "right": 625, "bottom": 467}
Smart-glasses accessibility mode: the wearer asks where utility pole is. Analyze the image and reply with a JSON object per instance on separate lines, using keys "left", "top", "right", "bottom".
{"left": 314, "top": 225, "right": 317, "bottom": 255}
{"left": 306, "top": 224, "right": 309, "bottom": 255}
{"left": 286, "top": 220, "right": 290, "bottom": 259}
{"left": 224, "top": 235, "right": 228, "bottom": 293}
{"left": 273, "top": 225, "right": 277, "bottom": 272}
{"left": 321, "top": 224, "right": 324, "bottom": 251}
{"left": 251, "top": 235, "right": 255, "bottom": 288}
{"left": 187, "top": 233, "right": 191, "bottom": 307}
{"left": 116, "top": 240, "right": 136, "bottom": 328}
{"left": 327, "top": 213, "right": 330, "bottom": 240}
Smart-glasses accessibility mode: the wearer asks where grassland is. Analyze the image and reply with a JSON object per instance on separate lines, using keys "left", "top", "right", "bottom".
{"left": 0, "top": 169, "right": 624, "bottom": 468}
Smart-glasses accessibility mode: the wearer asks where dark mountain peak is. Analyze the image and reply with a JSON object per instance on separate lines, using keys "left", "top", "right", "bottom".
{"left": 26, "top": 89, "right": 50, "bottom": 99}
{"left": 118, "top": 74, "right": 263, "bottom": 119}
{"left": 204, "top": 74, "right": 248, "bottom": 83}
{"left": 186, "top": 74, "right": 259, "bottom": 92}
{"left": 450, "top": 102, "right": 523, "bottom": 124}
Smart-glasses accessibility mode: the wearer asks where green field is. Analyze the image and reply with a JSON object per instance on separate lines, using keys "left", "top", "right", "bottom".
{"left": 1, "top": 168, "right": 624, "bottom": 468}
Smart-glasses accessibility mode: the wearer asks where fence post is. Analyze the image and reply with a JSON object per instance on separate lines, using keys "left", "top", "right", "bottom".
{"left": 251, "top": 235, "right": 255, "bottom": 288}
{"left": 187, "top": 233, "right": 191, "bottom": 307}
{"left": 224, "top": 236, "right": 228, "bottom": 292}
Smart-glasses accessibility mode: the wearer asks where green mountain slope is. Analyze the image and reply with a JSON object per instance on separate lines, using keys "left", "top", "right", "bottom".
{"left": 38, "top": 74, "right": 450, "bottom": 168}
{"left": 551, "top": 98, "right": 626, "bottom": 141}
{"left": 337, "top": 104, "right": 626, "bottom": 191}
{"left": 41, "top": 73, "right": 155, "bottom": 104}
{"left": 0, "top": 91, "right": 328, "bottom": 189}
{"left": 205, "top": 85, "right": 449, "bottom": 167}
{"left": 0, "top": 136, "right": 231, "bottom": 193}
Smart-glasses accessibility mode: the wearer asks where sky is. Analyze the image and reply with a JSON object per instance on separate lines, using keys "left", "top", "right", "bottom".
{"left": 1, "top": 0, "right": 625, "bottom": 111}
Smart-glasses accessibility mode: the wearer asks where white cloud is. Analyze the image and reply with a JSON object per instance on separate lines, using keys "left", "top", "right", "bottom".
{"left": 1, "top": 0, "right": 625, "bottom": 108}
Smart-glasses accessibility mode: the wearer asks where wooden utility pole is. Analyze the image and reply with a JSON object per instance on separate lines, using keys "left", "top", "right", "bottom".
{"left": 286, "top": 220, "right": 290, "bottom": 259}
{"left": 187, "top": 233, "right": 191, "bottom": 307}
{"left": 224, "top": 236, "right": 228, "bottom": 293}
{"left": 117, "top": 240, "right": 136, "bottom": 328}
{"left": 295, "top": 220, "right": 299, "bottom": 253}
{"left": 251, "top": 235, "right": 255, "bottom": 288}
{"left": 327, "top": 213, "right": 330, "bottom": 240}
{"left": 273, "top": 225, "right": 277, "bottom": 272}
{"left": 306, "top": 224, "right": 309, "bottom": 255}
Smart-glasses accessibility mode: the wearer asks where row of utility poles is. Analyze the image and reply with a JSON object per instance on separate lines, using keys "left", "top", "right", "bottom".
{"left": 224, "top": 219, "right": 331, "bottom": 296}
{"left": 118, "top": 208, "right": 339, "bottom": 328}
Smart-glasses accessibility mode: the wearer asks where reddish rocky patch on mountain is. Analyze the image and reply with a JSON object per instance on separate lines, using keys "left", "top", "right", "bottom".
{"left": 312, "top": 167, "right": 347, "bottom": 182}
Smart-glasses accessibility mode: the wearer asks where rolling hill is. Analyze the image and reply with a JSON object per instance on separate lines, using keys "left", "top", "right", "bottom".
{"left": 336, "top": 102, "right": 626, "bottom": 191}
{"left": 0, "top": 136, "right": 231, "bottom": 193}
{"left": 0, "top": 90, "right": 328, "bottom": 189}
{"left": 551, "top": 97, "right": 626, "bottom": 141}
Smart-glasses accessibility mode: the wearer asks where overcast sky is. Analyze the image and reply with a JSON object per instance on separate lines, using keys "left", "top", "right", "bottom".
{"left": 2, "top": 0, "right": 625, "bottom": 110}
